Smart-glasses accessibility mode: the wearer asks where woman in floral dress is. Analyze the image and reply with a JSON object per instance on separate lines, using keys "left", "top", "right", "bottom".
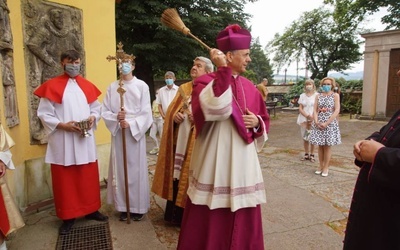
{"left": 309, "top": 77, "right": 341, "bottom": 177}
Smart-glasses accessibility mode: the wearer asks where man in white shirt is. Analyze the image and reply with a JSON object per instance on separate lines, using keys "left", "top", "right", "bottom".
{"left": 152, "top": 71, "right": 178, "bottom": 153}
{"left": 156, "top": 71, "right": 179, "bottom": 119}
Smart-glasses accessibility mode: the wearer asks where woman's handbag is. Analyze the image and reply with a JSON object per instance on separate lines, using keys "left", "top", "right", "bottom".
{"left": 303, "top": 129, "right": 311, "bottom": 141}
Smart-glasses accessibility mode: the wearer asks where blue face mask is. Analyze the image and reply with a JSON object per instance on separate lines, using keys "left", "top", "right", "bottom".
{"left": 121, "top": 63, "right": 132, "bottom": 75}
{"left": 165, "top": 79, "right": 174, "bottom": 85}
{"left": 321, "top": 85, "right": 331, "bottom": 92}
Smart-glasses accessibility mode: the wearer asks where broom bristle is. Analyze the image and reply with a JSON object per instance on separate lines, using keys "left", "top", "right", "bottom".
{"left": 161, "top": 8, "right": 211, "bottom": 51}
{"left": 161, "top": 8, "right": 190, "bottom": 35}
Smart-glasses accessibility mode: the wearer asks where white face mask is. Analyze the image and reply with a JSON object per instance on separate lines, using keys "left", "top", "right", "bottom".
{"left": 305, "top": 86, "right": 313, "bottom": 91}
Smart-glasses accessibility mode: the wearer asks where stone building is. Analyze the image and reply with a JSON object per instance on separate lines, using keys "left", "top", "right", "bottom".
{"left": 360, "top": 29, "right": 400, "bottom": 120}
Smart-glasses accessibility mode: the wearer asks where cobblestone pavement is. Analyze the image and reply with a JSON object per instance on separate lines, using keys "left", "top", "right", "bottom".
{"left": 7, "top": 111, "right": 386, "bottom": 249}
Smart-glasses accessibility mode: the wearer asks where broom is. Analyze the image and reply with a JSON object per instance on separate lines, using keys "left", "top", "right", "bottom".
{"left": 161, "top": 8, "right": 211, "bottom": 51}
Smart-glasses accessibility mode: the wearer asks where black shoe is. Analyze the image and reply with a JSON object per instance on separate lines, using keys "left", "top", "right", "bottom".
{"left": 85, "top": 211, "right": 108, "bottom": 221}
{"left": 59, "top": 219, "right": 75, "bottom": 235}
{"left": 119, "top": 212, "right": 128, "bottom": 221}
{"left": 132, "top": 213, "right": 144, "bottom": 221}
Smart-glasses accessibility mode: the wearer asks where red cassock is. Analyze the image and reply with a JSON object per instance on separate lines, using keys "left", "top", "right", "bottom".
{"left": 51, "top": 162, "right": 101, "bottom": 220}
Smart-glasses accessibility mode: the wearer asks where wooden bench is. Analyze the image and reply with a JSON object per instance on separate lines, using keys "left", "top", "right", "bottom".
{"left": 265, "top": 101, "right": 277, "bottom": 117}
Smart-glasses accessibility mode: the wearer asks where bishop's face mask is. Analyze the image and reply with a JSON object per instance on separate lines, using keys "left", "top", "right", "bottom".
{"left": 121, "top": 63, "right": 132, "bottom": 75}
{"left": 64, "top": 63, "right": 80, "bottom": 78}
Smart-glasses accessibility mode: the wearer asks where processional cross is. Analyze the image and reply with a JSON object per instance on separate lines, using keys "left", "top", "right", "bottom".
{"left": 106, "top": 42, "right": 135, "bottom": 224}
{"left": 106, "top": 42, "right": 136, "bottom": 110}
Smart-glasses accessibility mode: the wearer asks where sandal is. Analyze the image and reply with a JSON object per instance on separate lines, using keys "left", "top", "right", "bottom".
{"left": 309, "top": 154, "right": 315, "bottom": 162}
{"left": 301, "top": 153, "right": 310, "bottom": 161}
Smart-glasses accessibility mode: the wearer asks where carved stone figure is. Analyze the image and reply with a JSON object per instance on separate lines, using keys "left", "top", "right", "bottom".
{"left": 26, "top": 8, "right": 83, "bottom": 83}
{"left": 22, "top": 0, "right": 84, "bottom": 144}
{"left": 0, "top": 0, "right": 20, "bottom": 127}
{"left": 0, "top": 0, "right": 12, "bottom": 49}
{"left": 1, "top": 51, "right": 19, "bottom": 126}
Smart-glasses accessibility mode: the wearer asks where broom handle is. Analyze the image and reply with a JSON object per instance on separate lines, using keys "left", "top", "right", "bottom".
{"left": 188, "top": 32, "right": 211, "bottom": 51}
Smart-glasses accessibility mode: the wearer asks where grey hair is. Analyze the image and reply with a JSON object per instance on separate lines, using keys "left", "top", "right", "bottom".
{"left": 195, "top": 56, "right": 214, "bottom": 73}
{"left": 165, "top": 71, "right": 175, "bottom": 78}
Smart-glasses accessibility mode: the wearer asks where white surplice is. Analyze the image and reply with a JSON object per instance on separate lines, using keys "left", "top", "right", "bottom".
{"left": 187, "top": 81, "right": 267, "bottom": 212}
{"left": 37, "top": 78, "right": 101, "bottom": 165}
{"left": 101, "top": 77, "right": 153, "bottom": 214}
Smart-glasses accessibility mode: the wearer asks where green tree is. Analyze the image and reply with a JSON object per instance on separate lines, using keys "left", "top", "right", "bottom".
{"left": 267, "top": 8, "right": 363, "bottom": 80}
{"left": 324, "top": 0, "right": 400, "bottom": 29}
{"left": 115, "top": 0, "right": 256, "bottom": 97}
{"left": 247, "top": 37, "right": 274, "bottom": 84}
{"left": 284, "top": 81, "right": 305, "bottom": 106}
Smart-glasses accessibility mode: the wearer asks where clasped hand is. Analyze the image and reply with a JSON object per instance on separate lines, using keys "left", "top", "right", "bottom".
{"left": 317, "top": 122, "right": 328, "bottom": 130}
{"left": 62, "top": 115, "right": 95, "bottom": 133}
{"left": 174, "top": 112, "right": 193, "bottom": 124}
{"left": 117, "top": 111, "right": 129, "bottom": 128}
{"left": 243, "top": 109, "right": 259, "bottom": 129}
{"left": 353, "top": 139, "right": 384, "bottom": 163}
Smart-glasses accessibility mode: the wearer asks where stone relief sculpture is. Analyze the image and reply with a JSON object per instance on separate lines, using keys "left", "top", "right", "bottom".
{"left": 22, "top": 0, "right": 84, "bottom": 144}
{"left": 0, "top": 0, "right": 20, "bottom": 127}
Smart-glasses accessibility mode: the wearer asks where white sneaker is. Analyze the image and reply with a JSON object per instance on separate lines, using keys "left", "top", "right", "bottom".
{"left": 149, "top": 148, "right": 159, "bottom": 155}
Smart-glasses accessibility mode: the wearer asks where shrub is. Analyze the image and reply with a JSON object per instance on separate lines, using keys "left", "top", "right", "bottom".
{"left": 283, "top": 78, "right": 363, "bottom": 113}
{"left": 341, "top": 93, "right": 362, "bottom": 114}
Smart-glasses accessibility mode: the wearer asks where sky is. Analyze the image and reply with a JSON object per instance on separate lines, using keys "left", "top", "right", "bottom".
{"left": 244, "top": 0, "right": 388, "bottom": 75}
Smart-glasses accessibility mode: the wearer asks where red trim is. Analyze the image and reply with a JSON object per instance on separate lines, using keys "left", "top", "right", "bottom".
{"left": 33, "top": 74, "right": 101, "bottom": 104}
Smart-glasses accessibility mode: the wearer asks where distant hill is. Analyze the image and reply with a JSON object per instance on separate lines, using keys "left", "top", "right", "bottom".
{"left": 329, "top": 71, "right": 363, "bottom": 80}
{"left": 273, "top": 74, "right": 303, "bottom": 84}
{"left": 272, "top": 71, "right": 363, "bottom": 84}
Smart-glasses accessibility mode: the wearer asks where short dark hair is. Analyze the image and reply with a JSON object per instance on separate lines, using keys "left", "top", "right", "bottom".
{"left": 60, "top": 50, "right": 81, "bottom": 62}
